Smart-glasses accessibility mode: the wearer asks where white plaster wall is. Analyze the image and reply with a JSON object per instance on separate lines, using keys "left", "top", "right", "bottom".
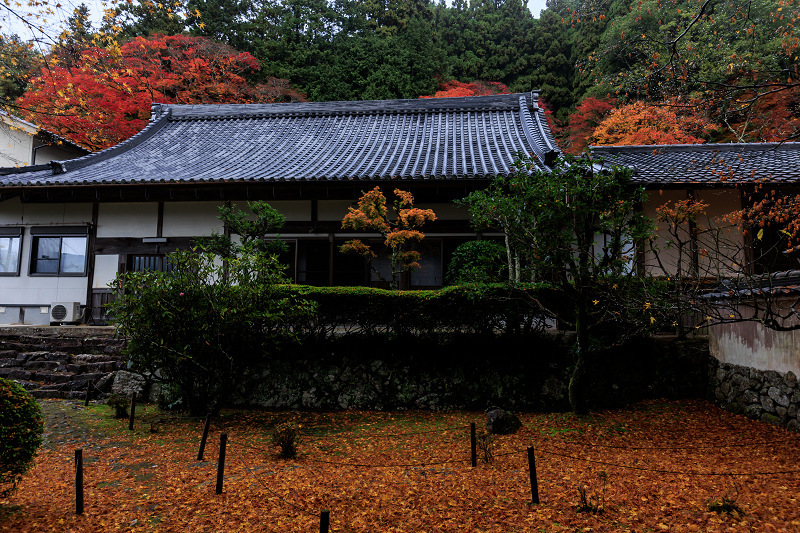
{"left": 0, "top": 125, "right": 32, "bottom": 166}
{"left": 93, "top": 254, "right": 120, "bottom": 288}
{"left": 695, "top": 189, "right": 745, "bottom": 276}
{"left": 163, "top": 202, "right": 224, "bottom": 237}
{"left": 0, "top": 197, "right": 23, "bottom": 223}
{"left": 263, "top": 201, "right": 310, "bottom": 222}
{"left": 0, "top": 229, "right": 89, "bottom": 305}
{"left": 32, "top": 143, "right": 83, "bottom": 165}
{"left": 318, "top": 200, "right": 351, "bottom": 222}
{"left": 97, "top": 203, "right": 158, "bottom": 237}
{"left": 710, "top": 321, "right": 800, "bottom": 375}
{"left": 643, "top": 190, "right": 689, "bottom": 276}
{"left": 416, "top": 203, "right": 465, "bottom": 220}
{"left": 10, "top": 202, "right": 93, "bottom": 225}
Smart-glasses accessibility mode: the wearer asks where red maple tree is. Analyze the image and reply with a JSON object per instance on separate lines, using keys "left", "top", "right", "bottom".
{"left": 564, "top": 96, "right": 617, "bottom": 154}
{"left": 16, "top": 35, "right": 306, "bottom": 151}
{"left": 420, "top": 79, "right": 511, "bottom": 99}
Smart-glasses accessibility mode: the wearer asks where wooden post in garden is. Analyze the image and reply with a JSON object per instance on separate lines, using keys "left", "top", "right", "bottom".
{"left": 216, "top": 433, "right": 227, "bottom": 494}
{"left": 75, "top": 449, "right": 84, "bottom": 515}
{"left": 128, "top": 392, "right": 137, "bottom": 431}
{"left": 320, "top": 510, "right": 330, "bottom": 532}
{"left": 84, "top": 381, "right": 91, "bottom": 407}
{"left": 527, "top": 446, "right": 539, "bottom": 504}
{"left": 197, "top": 413, "right": 212, "bottom": 461}
{"left": 470, "top": 422, "right": 477, "bottom": 468}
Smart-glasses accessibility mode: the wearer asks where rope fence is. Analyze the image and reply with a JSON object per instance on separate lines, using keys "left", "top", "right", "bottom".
{"left": 66, "top": 401, "right": 800, "bottom": 531}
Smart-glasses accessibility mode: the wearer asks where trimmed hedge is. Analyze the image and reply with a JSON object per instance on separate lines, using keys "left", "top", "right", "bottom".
{"left": 0, "top": 378, "right": 43, "bottom": 497}
{"left": 278, "top": 283, "right": 563, "bottom": 338}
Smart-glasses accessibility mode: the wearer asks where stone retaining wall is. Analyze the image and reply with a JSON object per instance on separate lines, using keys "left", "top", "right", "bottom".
{"left": 709, "top": 358, "right": 800, "bottom": 431}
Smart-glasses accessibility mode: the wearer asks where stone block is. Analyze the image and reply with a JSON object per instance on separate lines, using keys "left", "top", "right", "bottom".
{"left": 768, "top": 386, "right": 790, "bottom": 407}
{"left": 29, "top": 390, "right": 64, "bottom": 399}
{"left": 112, "top": 370, "right": 146, "bottom": 397}
{"left": 787, "top": 419, "right": 799, "bottom": 432}
{"left": 744, "top": 405, "right": 762, "bottom": 420}
{"left": 0, "top": 350, "right": 19, "bottom": 359}
{"left": 760, "top": 395, "right": 776, "bottom": 413}
{"left": 23, "top": 360, "right": 60, "bottom": 371}
{"left": 760, "top": 413, "right": 782, "bottom": 425}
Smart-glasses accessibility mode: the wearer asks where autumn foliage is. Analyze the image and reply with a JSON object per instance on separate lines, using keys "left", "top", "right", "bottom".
{"left": 340, "top": 187, "right": 435, "bottom": 290}
{"left": 15, "top": 34, "right": 305, "bottom": 150}
{"left": 421, "top": 79, "right": 511, "bottom": 99}
{"left": 564, "top": 96, "right": 616, "bottom": 154}
{"left": 590, "top": 100, "right": 718, "bottom": 147}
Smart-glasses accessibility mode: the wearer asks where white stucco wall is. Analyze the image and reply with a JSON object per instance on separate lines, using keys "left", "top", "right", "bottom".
{"left": 710, "top": 317, "right": 800, "bottom": 375}
{"left": 0, "top": 198, "right": 91, "bottom": 308}
{"left": 93, "top": 254, "right": 120, "bottom": 288}
{"left": 162, "top": 202, "right": 224, "bottom": 237}
{"left": 97, "top": 203, "right": 158, "bottom": 237}
{"left": 0, "top": 124, "right": 33, "bottom": 167}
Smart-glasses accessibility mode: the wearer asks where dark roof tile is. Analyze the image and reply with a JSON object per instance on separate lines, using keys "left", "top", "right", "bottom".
{"left": 1, "top": 93, "right": 559, "bottom": 188}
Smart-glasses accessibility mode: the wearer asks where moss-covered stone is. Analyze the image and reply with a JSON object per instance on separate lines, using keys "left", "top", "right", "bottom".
{"left": 760, "top": 413, "right": 782, "bottom": 425}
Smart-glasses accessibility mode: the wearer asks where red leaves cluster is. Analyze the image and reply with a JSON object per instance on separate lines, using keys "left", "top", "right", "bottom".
{"left": 16, "top": 35, "right": 306, "bottom": 151}
{"left": 421, "top": 79, "right": 511, "bottom": 99}
{"left": 564, "top": 96, "right": 617, "bottom": 154}
{"left": 3, "top": 399, "right": 800, "bottom": 532}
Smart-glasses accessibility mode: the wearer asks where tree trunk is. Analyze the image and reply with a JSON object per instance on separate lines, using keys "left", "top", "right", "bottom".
{"left": 568, "top": 298, "right": 591, "bottom": 414}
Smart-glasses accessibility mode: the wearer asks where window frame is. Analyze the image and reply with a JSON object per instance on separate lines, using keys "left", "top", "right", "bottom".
{"left": 28, "top": 226, "right": 90, "bottom": 277}
{"left": 0, "top": 227, "right": 23, "bottom": 277}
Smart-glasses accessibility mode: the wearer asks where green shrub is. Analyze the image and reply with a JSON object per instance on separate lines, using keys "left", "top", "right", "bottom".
{"left": 446, "top": 240, "right": 508, "bottom": 285}
{"left": 0, "top": 378, "right": 43, "bottom": 497}
{"left": 281, "top": 282, "right": 558, "bottom": 339}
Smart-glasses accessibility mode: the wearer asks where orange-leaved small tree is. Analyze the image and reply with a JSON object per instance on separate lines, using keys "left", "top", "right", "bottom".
{"left": 340, "top": 187, "right": 436, "bottom": 290}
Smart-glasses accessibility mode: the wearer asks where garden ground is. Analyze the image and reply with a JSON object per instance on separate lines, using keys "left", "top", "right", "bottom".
{"left": 1, "top": 398, "right": 799, "bottom": 532}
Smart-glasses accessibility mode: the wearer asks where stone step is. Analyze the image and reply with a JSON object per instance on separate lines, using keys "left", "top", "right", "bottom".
{"left": 0, "top": 349, "right": 19, "bottom": 359}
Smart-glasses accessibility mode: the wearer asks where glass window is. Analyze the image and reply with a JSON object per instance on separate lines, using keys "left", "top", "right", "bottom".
{"left": 0, "top": 234, "right": 21, "bottom": 275}
{"left": 31, "top": 235, "right": 88, "bottom": 275}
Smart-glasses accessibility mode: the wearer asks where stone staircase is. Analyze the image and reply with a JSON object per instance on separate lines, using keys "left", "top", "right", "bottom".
{"left": 0, "top": 326, "right": 126, "bottom": 400}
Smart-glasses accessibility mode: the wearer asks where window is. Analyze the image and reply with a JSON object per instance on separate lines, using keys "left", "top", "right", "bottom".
{"left": 29, "top": 227, "right": 89, "bottom": 275}
{"left": 0, "top": 227, "right": 22, "bottom": 275}
{"left": 129, "top": 255, "right": 173, "bottom": 273}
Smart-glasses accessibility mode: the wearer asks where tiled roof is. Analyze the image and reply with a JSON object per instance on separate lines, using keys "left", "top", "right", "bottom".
{"left": 592, "top": 143, "right": 800, "bottom": 186}
{"left": 705, "top": 270, "right": 800, "bottom": 299}
{"left": 0, "top": 93, "right": 559, "bottom": 187}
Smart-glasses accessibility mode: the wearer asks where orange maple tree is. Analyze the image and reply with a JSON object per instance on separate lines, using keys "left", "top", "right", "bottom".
{"left": 589, "top": 100, "right": 718, "bottom": 147}
{"left": 15, "top": 34, "right": 305, "bottom": 151}
{"left": 421, "top": 79, "right": 511, "bottom": 99}
{"left": 340, "top": 187, "right": 436, "bottom": 290}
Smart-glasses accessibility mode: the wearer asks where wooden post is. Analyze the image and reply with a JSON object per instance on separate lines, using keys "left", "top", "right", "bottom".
{"left": 197, "top": 413, "right": 212, "bottom": 461}
{"left": 320, "top": 510, "right": 330, "bottom": 533}
{"left": 84, "top": 381, "right": 91, "bottom": 407}
{"left": 527, "top": 446, "right": 539, "bottom": 504}
{"left": 470, "top": 422, "right": 477, "bottom": 468}
{"left": 128, "top": 392, "right": 137, "bottom": 431}
{"left": 75, "top": 449, "right": 84, "bottom": 515}
{"left": 216, "top": 433, "right": 227, "bottom": 494}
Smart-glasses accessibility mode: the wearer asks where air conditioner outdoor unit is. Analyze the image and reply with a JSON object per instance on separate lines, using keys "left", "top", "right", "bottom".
{"left": 50, "top": 302, "right": 82, "bottom": 324}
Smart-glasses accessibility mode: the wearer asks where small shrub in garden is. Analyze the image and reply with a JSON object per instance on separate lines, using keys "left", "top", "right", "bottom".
{"left": 0, "top": 378, "right": 43, "bottom": 497}
{"left": 272, "top": 423, "right": 300, "bottom": 459}
{"left": 106, "top": 394, "right": 129, "bottom": 418}
{"left": 576, "top": 471, "right": 608, "bottom": 514}
{"left": 476, "top": 429, "right": 494, "bottom": 464}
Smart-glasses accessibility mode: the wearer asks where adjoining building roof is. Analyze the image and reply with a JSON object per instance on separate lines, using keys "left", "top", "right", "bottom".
{"left": 592, "top": 142, "right": 800, "bottom": 187}
{"left": 0, "top": 93, "right": 559, "bottom": 187}
{"left": 0, "top": 111, "right": 90, "bottom": 156}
